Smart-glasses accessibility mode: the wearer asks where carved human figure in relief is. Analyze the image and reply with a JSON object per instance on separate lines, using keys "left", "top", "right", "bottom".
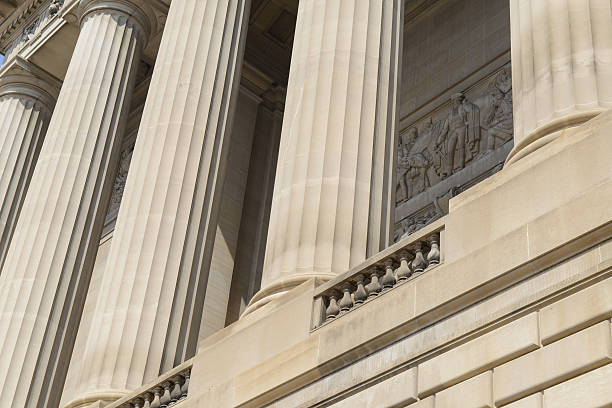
{"left": 483, "top": 70, "right": 513, "bottom": 151}
{"left": 436, "top": 92, "right": 480, "bottom": 177}
{"left": 49, "top": 0, "right": 64, "bottom": 15}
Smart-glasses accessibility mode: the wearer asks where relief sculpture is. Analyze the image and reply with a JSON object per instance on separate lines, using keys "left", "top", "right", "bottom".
{"left": 396, "top": 66, "right": 512, "bottom": 204}
{"left": 395, "top": 65, "right": 513, "bottom": 240}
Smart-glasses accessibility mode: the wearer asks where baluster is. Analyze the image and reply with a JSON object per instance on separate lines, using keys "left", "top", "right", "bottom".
{"left": 150, "top": 388, "right": 162, "bottom": 408}
{"left": 411, "top": 241, "right": 427, "bottom": 276}
{"left": 143, "top": 392, "right": 154, "bottom": 408}
{"left": 365, "top": 268, "right": 382, "bottom": 298}
{"left": 180, "top": 369, "right": 190, "bottom": 400}
{"left": 427, "top": 232, "right": 441, "bottom": 267}
{"left": 338, "top": 283, "right": 354, "bottom": 313}
{"left": 170, "top": 375, "right": 183, "bottom": 403}
{"left": 353, "top": 274, "right": 367, "bottom": 305}
{"left": 133, "top": 397, "right": 145, "bottom": 408}
{"left": 160, "top": 382, "right": 172, "bottom": 408}
{"left": 381, "top": 259, "right": 397, "bottom": 290}
{"left": 396, "top": 250, "right": 413, "bottom": 281}
{"left": 325, "top": 291, "right": 341, "bottom": 320}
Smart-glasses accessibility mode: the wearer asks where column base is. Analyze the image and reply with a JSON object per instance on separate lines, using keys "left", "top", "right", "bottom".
{"left": 241, "top": 273, "right": 337, "bottom": 318}
{"left": 63, "top": 390, "right": 129, "bottom": 408}
{"left": 505, "top": 109, "right": 604, "bottom": 167}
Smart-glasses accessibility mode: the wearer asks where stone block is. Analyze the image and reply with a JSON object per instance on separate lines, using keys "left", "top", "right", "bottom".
{"left": 408, "top": 396, "right": 434, "bottom": 408}
{"left": 543, "top": 363, "right": 612, "bottom": 408}
{"left": 317, "top": 279, "right": 416, "bottom": 364}
{"left": 446, "top": 109, "right": 612, "bottom": 262}
{"left": 418, "top": 313, "right": 539, "bottom": 396}
{"left": 328, "top": 368, "right": 418, "bottom": 408}
{"left": 600, "top": 238, "right": 612, "bottom": 262}
{"left": 415, "top": 226, "right": 529, "bottom": 317}
{"left": 493, "top": 321, "right": 612, "bottom": 406}
{"left": 191, "top": 280, "right": 317, "bottom": 405}
{"left": 435, "top": 371, "right": 493, "bottom": 408}
{"left": 527, "top": 177, "right": 612, "bottom": 260}
{"left": 540, "top": 278, "right": 612, "bottom": 345}
{"left": 504, "top": 393, "right": 542, "bottom": 408}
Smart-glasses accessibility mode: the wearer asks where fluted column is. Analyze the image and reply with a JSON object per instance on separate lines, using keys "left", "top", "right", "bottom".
{"left": 0, "top": 1, "right": 153, "bottom": 407}
{"left": 507, "top": 0, "right": 612, "bottom": 165}
{"left": 246, "top": 0, "right": 404, "bottom": 313}
{"left": 65, "top": 0, "right": 250, "bottom": 405}
{"left": 0, "top": 60, "right": 59, "bottom": 270}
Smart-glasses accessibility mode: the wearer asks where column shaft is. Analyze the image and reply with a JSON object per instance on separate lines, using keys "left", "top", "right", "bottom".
{"left": 69, "top": 0, "right": 250, "bottom": 401}
{"left": 0, "top": 69, "right": 57, "bottom": 269}
{"left": 0, "top": 2, "right": 148, "bottom": 406}
{"left": 508, "top": 0, "right": 612, "bottom": 164}
{"left": 252, "top": 0, "right": 403, "bottom": 311}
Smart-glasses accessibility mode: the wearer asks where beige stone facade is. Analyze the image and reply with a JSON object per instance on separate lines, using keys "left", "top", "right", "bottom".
{"left": 0, "top": 0, "right": 610, "bottom": 407}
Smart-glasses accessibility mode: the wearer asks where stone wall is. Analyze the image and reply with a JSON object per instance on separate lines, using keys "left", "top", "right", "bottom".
{"left": 180, "top": 108, "right": 612, "bottom": 408}
{"left": 395, "top": 0, "right": 511, "bottom": 241}
{"left": 270, "top": 245, "right": 612, "bottom": 408}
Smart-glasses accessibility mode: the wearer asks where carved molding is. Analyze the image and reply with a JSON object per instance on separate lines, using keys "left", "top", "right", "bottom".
{"left": 3, "top": 0, "right": 64, "bottom": 61}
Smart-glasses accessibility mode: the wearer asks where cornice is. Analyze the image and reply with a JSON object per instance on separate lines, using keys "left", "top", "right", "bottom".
{"left": 0, "top": 0, "right": 44, "bottom": 51}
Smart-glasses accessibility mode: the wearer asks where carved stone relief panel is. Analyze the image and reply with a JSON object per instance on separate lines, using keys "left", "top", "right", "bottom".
{"left": 4, "top": 0, "right": 66, "bottom": 63}
{"left": 107, "top": 143, "right": 134, "bottom": 218}
{"left": 102, "top": 134, "right": 135, "bottom": 235}
{"left": 394, "top": 64, "right": 513, "bottom": 241}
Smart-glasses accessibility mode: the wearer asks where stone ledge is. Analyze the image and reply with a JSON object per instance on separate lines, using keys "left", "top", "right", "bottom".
{"left": 418, "top": 313, "right": 539, "bottom": 397}
{"left": 185, "top": 113, "right": 612, "bottom": 407}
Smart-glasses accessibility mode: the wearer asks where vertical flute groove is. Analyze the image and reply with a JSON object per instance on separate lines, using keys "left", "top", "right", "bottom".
{"left": 0, "top": 93, "right": 52, "bottom": 270}
{"left": 69, "top": 0, "right": 250, "bottom": 404}
{"left": 261, "top": 0, "right": 402, "bottom": 295}
{"left": 509, "top": 0, "right": 612, "bottom": 162}
{"left": 0, "top": 5, "right": 147, "bottom": 407}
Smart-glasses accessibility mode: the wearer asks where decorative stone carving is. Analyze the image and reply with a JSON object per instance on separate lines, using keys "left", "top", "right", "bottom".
{"left": 107, "top": 143, "right": 134, "bottom": 219}
{"left": 395, "top": 207, "right": 440, "bottom": 242}
{"left": 395, "top": 65, "right": 513, "bottom": 240}
{"left": 4, "top": 0, "right": 66, "bottom": 63}
{"left": 317, "top": 226, "right": 443, "bottom": 327}
{"left": 49, "top": 0, "right": 65, "bottom": 16}
{"left": 397, "top": 66, "right": 512, "bottom": 204}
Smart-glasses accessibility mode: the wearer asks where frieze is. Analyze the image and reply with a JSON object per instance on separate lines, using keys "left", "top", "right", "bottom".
{"left": 3, "top": 0, "right": 65, "bottom": 63}
{"left": 107, "top": 143, "right": 134, "bottom": 219}
{"left": 395, "top": 64, "right": 513, "bottom": 240}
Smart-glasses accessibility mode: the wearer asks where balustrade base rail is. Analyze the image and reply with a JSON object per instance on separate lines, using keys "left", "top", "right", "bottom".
{"left": 312, "top": 219, "right": 445, "bottom": 329}
{"left": 106, "top": 360, "right": 193, "bottom": 408}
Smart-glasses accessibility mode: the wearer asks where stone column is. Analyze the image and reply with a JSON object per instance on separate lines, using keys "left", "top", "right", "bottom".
{"left": 0, "top": 1, "right": 153, "bottom": 407}
{"left": 507, "top": 0, "right": 612, "bottom": 165}
{"left": 0, "top": 59, "right": 59, "bottom": 270}
{"left": 64, "top": 0, "right": 250, "bottom": 404}
{"left": 246, "top": 0, "right": 404, "bottom": 314}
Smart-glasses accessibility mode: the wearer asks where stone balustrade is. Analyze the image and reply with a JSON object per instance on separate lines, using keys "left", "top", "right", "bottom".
{"left": 312, "top": 218, "right": 445, "bottom": 329}
{"left": 106, "top": 359, "right": 193, "bottom": 408}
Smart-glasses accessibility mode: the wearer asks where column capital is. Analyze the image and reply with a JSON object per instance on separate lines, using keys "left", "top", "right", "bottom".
{"left": 0, "top": 57, "right": 61, "bottom": 110}
{"left": 78, "top": 0, "right": 157, "bottom": 44}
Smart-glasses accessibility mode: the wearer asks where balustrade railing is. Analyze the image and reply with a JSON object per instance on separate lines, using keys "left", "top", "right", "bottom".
{"left": 312, "top": 218, "right": 444, "bottom": 329}
{"left": 106, "top": 359, "right": 193, "bottom": 408}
